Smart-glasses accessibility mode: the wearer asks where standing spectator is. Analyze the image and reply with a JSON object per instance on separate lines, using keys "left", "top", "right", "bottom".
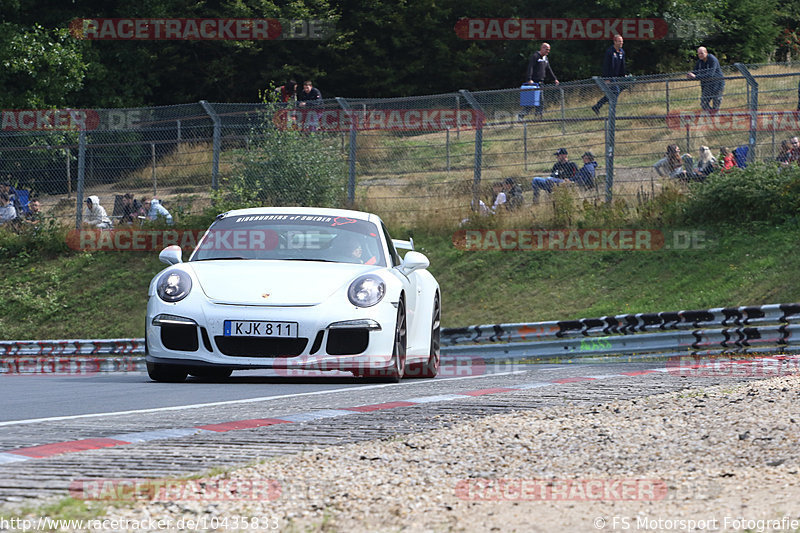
{"left": 687, "top": 46, "right": 725, "bottom": 112}
{"left": 519, "top": 42, "right": 559, "bottom": 120}
{"left": 573, "top": 151, "right": 598, "bottom": 190}
{"left": 296, "top": 80, "right": 322, "bottom": 107}
{"left": 83, "top": 195, "right": 112, "bottom": 229}
{"left": 592, "top": 34, "right": 627, "bottom": 115}
{"left": 144, "top": 198, "right": 173, "bottom": 225}
{"left": 531, "top": 148, "right": 578, "bottom": 200}
{"left": 0, "top": 192, "right": 16, "bottom": 224}
{"left": 120, "top": 193, "right": 143, "bottom": 224}
{"left": 276, "top": 79, "right": 297, "bottom": 104}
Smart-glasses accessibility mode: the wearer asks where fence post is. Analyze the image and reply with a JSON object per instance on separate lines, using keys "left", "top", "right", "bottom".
{"left": 734, "top": 63, "right": 758, "bottom": 164}
{"left": 176, "top": 120, "right": 181, "bottom": 143}
{"left": 199, "top": 100, "right": 221, "bottom": 190}
{"left": 459, "top": 90, "right": 484, "bottom": 210}
{"left": 75, "top": 131, "right": 86, "bottom": 229}
{"left": 65, "top": 148, "right": 72, "bottom": 198}
{"left": 665, "top": 79, "right": 670, "bottom": 115}
{"left": 336, "top": 97, "right": 357, "bottom": 206}
{"left": 151, "top": 143, "right": 158, "bottom": 197}
{"left": 446, "top": 127, "right": 451, "bottom": 172}
{"left": 523, "top": 121, "right": 528, "bottom": 171}
{"left": 593, "top": 76, "right": 617, "bottom": 203}
{"left": 559, "top": 86, "right": 566, "bottom": 135}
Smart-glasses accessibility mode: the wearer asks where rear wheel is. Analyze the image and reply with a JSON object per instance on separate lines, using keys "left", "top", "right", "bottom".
{"left": 146, "top": 361, "right": 188, "bottom": 383}
{"left": 406, "top": 293, "right": 440, "bottom": 379}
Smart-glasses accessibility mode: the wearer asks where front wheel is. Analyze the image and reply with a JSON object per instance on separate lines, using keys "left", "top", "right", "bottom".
{"left": 364, "top": 298, "right": 406, "bottom": 382}
{"left": 146, "top": 361, "right": 188, "bottom": 383}
{"left": 406, "top": 293, "right": 440, "bottom": 379}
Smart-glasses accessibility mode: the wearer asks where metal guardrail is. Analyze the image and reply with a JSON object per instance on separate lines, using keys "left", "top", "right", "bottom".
{"left": 1, "top": 304, "right": 798, "bottom": 371}
{"left": 441, "top": 303, "right": 800, "bottom": 359}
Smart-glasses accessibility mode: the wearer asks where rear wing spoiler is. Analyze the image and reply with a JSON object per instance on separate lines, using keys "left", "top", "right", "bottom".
{"left": 392, "top": 238, "right": 414, "bottom": 251}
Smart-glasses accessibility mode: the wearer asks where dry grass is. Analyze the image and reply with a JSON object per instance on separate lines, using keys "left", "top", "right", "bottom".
{"left": 41, "top": 65, "right": 800, "bottom": 229}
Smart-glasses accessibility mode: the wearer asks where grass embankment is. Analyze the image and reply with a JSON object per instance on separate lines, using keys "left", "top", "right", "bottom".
{"left": 1, "top": 220, "right": 799, "bottom": 340}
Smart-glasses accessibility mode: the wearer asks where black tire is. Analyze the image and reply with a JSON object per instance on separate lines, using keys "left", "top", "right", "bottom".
{"left": 365, "top": 297, "right": 407, "bottom": 382}
{"left": 406, "top": 293, "right": 440, "bottom": 379}
{"left": 146, "top": 361, "right": 188, "bottom": 383}
{"left": 188, "top": 367, "right": 234, "bottom": 380}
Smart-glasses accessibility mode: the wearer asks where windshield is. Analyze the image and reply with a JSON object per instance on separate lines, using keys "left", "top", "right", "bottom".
{"left": 190, "top": 213, "right": 386, "bottom": 267}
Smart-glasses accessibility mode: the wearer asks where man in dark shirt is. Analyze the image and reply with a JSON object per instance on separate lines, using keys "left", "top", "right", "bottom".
{"left": 531, "top": 148, "right": 578, "bottom": 200}
{"left": 592, "top": 34, "right": 627, "bottom": 115}
{"left": 296, "top": 80, "right": 322, "bottom": 107}
{"left": 519, "top": 42, "right": 559, "bottom": 119}
{"left": 687, "top": 46, "right": 725, "bottom": 111}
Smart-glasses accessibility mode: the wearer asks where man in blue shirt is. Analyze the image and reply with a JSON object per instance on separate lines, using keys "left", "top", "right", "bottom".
{"left": 688, "top": 46, "right": 725, "bottom": 111}
{"left": 592, "top": 34, "right": 627, "bottom": 115}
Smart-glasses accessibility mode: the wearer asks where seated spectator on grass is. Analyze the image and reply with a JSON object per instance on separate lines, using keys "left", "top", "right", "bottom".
{"left": 573, "top": 151, "right": 598, "bottom": 189}
{"left": 694, "top": 146, "right": 717, "bottom": 179}
{"left": 777, "top": 139, "right": 793, "bottom": 166}
{"left": 24, "top": 198, "right": 41, "bottom": 223}
{"left": 0, "top": 192, "right": 16, "bottom": 225}
{"left": 120, "top": 193, "right": 143, "bottom": 224}
{"left": 790, "top": 136, "right": 800, "bottom": 164}
{"left": 144, "top": 198, "right": 174, "bottom": 225}
{"left": 719, "top": 147, "right": 736, "bottom": 172}
{"left": 491, "top": 181, "right": 507, "bottom": 213}
{"left": 503, "top": 177, "right": 524, "bottom": 209}
{"left": 531, "top": 148, "right": 578, "bottom": 201}
{"left": 83, "top": 195, "right": 112, "bottom": 229}
{"left": 654, "top": 144, "right": 687, "bottom": 180}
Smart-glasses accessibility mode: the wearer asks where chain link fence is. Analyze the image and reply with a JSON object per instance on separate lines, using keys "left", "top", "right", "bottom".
{"left": 1, "top": 62, "right": 799, "bottom": 228}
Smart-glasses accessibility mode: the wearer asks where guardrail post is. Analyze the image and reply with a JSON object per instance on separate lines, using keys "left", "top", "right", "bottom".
{"left": 593, "top": 76, "right": 617, "bottom": 203}
{"left": 199, "top": 100, "right": 221, "bottom": 190}
{"left": 735, "top": 63, "right": 758, "bottom": 164}
{"left": 459, "top": 90, "right": 485, "bottom": 210}
{"left": 75, "top": 131, "right": 86, "bottom": 229}
{"left": 336, "top": 97, "right": 357, "bottom": 206}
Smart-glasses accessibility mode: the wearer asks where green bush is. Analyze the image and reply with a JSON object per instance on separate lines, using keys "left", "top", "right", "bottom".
{"left": 0, "top": 216, "right": 70, "bottom": 262}
{"left": 680, "top": 163, "right": 800, "bottom": 225}
{"left": 221, "top": 89, "right": 347, "bottom": 209}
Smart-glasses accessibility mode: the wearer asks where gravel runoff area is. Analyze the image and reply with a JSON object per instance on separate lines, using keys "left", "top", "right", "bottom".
{"left": 81, "top": 375, "right": 800, "bottom": 531}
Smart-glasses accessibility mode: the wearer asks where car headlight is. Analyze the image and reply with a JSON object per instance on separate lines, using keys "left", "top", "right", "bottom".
{"left": 157, "top": 270, "right": 192, "bottom": 302}
{"left": 348, "top": 275, "right": 385, "bottom": 307}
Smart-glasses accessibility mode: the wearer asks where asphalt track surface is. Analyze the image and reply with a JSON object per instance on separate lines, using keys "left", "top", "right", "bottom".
{"left": 0, "top": 358, "right": 786, "bottom": 504}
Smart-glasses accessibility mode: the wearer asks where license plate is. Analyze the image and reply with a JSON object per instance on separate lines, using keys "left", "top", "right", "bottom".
{"left": 223, "top": 320, "right": 298, "bottom": 338}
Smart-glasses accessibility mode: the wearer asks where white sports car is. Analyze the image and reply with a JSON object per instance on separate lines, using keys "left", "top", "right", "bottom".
{"left": 145, "top": 207, "right": 440, "bottom": 382}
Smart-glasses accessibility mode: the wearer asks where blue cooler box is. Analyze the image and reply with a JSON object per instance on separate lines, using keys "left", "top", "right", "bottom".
{"left": 520, "top": 83, "right": 541, "bottom": 107}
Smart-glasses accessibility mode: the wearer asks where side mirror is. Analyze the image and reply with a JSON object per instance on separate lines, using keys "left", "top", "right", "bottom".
{"left": 399, "top": 251, "right": 429, "bottom": 275}
{"left": 159, "top": 245, "right": 183, "bottom": 265}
